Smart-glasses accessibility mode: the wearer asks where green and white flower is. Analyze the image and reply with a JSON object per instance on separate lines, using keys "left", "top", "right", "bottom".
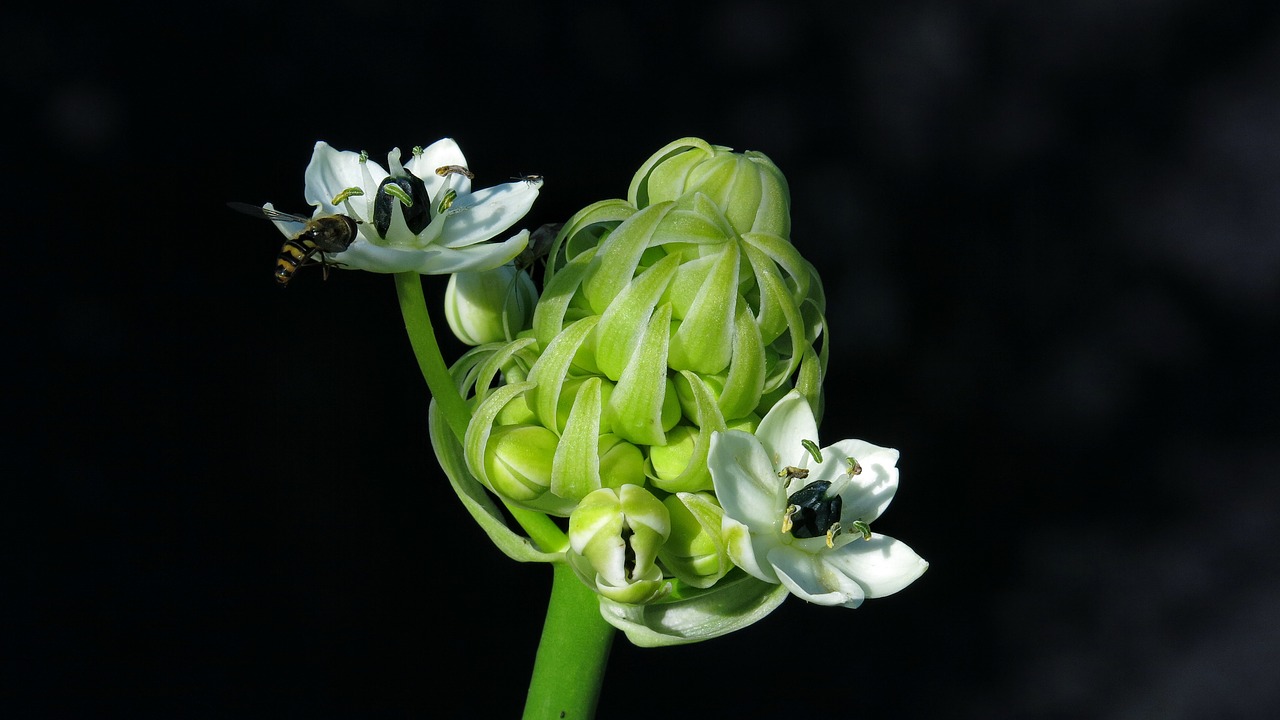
{"left": 267, "top": 139, "right": 541, "bottom": 275}
{"left": 710, "top": 390, "right": 928, "bottom": 608}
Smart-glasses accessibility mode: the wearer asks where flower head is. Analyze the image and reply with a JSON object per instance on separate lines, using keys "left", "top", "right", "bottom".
{"left": 266, "top": 139, "right": 541, "bottom": 275}
{"left": 709, "top": 390, "right": 928, "bottom": 607}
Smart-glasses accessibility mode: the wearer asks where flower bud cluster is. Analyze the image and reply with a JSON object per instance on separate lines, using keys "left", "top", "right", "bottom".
{"left": 459, "top": 138, "right": 827, "bottom": 606}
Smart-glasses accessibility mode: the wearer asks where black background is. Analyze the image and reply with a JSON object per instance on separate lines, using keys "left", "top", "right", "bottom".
{"left": 11, "top": 1, "right": 1280, "bottom": 717}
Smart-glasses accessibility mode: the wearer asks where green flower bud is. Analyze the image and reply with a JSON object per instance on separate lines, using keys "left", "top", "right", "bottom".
{"left": 444, "top": 263, "right": 538, "bottom": 346}
{"left": 648, "top": 425, "right": 709, "bottom": 493}
{"left": 597, "top": 434, "right": 647, "bottom": 489}
{"left": 481, "top": 423, "right": 566, "bottom": 513}
{"left": 568, "top": 485, "right": 671, "bottom": 604}
{"left": 658, "top": 492, "right": 730, "bottom": 588}
{"left": 627, "top": 137, "right": 791, "bottom": 239}
{"left": 535, "top": 140, "right": 826, "bottom": 435}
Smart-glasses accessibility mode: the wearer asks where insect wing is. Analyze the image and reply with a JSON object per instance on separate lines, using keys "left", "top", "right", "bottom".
{"left": 227, "top": 202, "right": 311, "bottom": 224}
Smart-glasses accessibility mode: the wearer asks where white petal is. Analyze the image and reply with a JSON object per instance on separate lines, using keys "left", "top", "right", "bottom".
{"left": 405, "top": 137, "right": 472, "bottom": 198}
{"left": 329, "top": 230, "right": 527, "bottom": 275}
{"left": 755, "top": 390, "right": 819, "bottom": 469}
{"left": 303, "top": 141, "right": 386, "bottom": 220}
{"left": 809, "top": 438, "right": 900, "bottom": 524}
{"left": 768, "top": 545, "right": 867, "bottom": 608}
{"left": 723, "top": 515, "right": 778, "bottom": 583}
{"left": 822, "top": 534, "right": 929, "bottom": 599}
{"left": 411, "top": 232, "right": 530, "bottom": 273}
{"left": 436, "top": 179, "right": 542, "bottom": 249}
{"left": 708, "top": 430, "right": 784, "bottom": 531}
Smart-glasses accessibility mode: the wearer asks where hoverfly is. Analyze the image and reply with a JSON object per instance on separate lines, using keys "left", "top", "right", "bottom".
{"left": 228, "top": 202, "right": 358, "bottom": 286}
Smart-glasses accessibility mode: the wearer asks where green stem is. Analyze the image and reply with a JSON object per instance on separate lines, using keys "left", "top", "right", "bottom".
{"left": 523, "top": 562, "right": 616, "bottom": 720}
{"left": 395, "top": 271, "right": 471, "bottom": 442}
{"left": 394, "top": 271, "right": 567, "bottom": 552}
{"left": 395, "top": 272, "right": 606, "bottom": 716}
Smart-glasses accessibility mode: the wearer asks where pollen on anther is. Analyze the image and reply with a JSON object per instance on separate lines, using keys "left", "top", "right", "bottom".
{"left": 781, "top": 505, "right": 798, "bottom": 534}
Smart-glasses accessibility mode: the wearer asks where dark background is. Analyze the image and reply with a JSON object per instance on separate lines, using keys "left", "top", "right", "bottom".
{"left": 11, "top": 1, "right": 1280, "bottom": 717}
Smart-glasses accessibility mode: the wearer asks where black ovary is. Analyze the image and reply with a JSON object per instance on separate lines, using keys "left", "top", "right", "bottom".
{"left": 786, "top": 480, "right": 842, "bottom": 539}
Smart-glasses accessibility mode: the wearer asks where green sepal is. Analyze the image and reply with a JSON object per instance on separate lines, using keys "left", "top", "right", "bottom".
{"left": 719, "top": 300, "right": 767, "bottom": 420}
{"left": 668, "top": 237, "right": 739, "bottom": 374}
{"left": 546, "top": 198, "right": 635, "bottom": 284}
{"left": 627, "top": 137, "right": 718, "bottom": 209}
{"left": 551, "top": 376, "right": 604, "bottom": 503}
{"left": 526, "top": 315, "right": 601, "bottom": 432}
{"left": 595, "top": 253, "right": 680, "bottom": 381}
{"left": 608, "top": 302, "right": 674, "bottom": 446}
{"left": 651, "top": 192, "right": 737, "bottom": 246}
{"left": 743, "top": 242, "right": 807, "bottom": 391}
{"left": 583, "top": 202, "right": 675, "bottom": 314}
{"left": 532, "top": 246, "right": 596, "bottom": 350}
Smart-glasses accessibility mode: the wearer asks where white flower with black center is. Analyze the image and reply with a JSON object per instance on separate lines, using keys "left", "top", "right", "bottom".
{"left": 263, "top": 139, "right": 541, "bottom": 275}
{"left": 709, "top": 391, "right": 928, "bottom": 608}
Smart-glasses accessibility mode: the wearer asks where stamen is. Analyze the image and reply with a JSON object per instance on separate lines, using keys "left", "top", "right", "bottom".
{"left": 778, "top": 466, "right": 809, "bottom": 481}
{"left": 851, "top": 520, "right": 872, "bottom": 541}
{"left": 781, "top": 504, "right": 798, "bottom": 534}
{"left": 801, "top": 439, "right": 822, "bottom": 463}
{"left": 358, "top": 150, "right": 369, "bottom": 163}
{"left": 437, "top": 189, "right": 458, "bottom": 213}
{"left": 412, "top": 145, "right": 424, "bottom": 156}
{"left": 437, "top": 164, "right": 475, "bottom": 180}
{"left": 826, "top": 522, "right": 842, "bottom": 548}
{"left": 331, "top": 186, "right": 364, "bottom": 205}
{"left": 845, "top": 456, "right": 862, "bottom": 476}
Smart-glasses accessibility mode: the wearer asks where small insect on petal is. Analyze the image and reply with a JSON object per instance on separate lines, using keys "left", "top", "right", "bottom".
{"left": 801, "top": 439, "right": 822, "bottom": 464}
{"left": 436, "top": 164, "right": 475, "bottom": 180}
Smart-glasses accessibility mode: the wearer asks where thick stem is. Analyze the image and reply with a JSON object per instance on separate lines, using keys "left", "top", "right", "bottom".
{"left": 523, "top": 562, "right": 616, "bottom": 720}
{"left": 395, "top": 272, "right": 608, "bottom": 716}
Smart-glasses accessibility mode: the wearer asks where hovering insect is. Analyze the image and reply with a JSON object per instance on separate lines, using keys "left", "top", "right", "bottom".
{"left": 228, "top": 202, "right": 359, "bottom": 286}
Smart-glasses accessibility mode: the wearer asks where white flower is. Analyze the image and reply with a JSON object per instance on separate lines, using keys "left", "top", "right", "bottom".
{"left": 268, "top": 139, "right": 541, "bottom": 275}
{"left": 709, "top": 391, "right": 928, "bottom": 608}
